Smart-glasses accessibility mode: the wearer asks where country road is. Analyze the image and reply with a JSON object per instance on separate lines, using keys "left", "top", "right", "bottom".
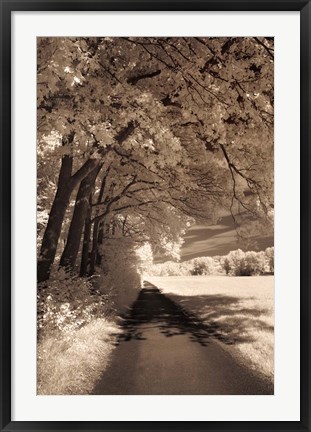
{"left": 93, "top": 281, "right": 273, "bottom": 395}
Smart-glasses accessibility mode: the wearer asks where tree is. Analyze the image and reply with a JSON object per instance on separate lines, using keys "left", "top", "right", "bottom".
{"left": 265, "top": 247, "right": 274, "bottom": 273}
{"left": 244, "top": 251, "right": 266, "bottom": 275}
{"left": 59, "top": 165, "right": 101, "bottom": 272}
{"left": 190, "top": 257, "right": 216, "bottom": 275}
{"left": 226, "top": 249, "right": 247, "bottom": 276}
{"left": 37, "top": 37, "right": 274, "bottom": 283}
{"left": 222, "top": 257, "right": 231, "bottom": 275}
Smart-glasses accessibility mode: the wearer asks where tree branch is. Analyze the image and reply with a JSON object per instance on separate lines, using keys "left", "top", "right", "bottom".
{"left": 127, "top": 69, "right": 161, "bottom": 85}
{"left": 253, "top": 37, "right": 274, "bottom": 60}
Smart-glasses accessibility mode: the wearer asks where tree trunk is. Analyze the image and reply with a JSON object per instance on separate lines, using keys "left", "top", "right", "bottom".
{"left": 96, "top": 223, "right": 104, "bottom": 266}
{"left": 37, "top": 155, "right": 73, "bottom": 283}
{"left": 60, "top": 166, "right": 100, "bottom": 272}
{"left": 88, "top": 221, "right": 100, "bottom": 276}
{"left": 88, "top": 167, "right": 111, "bottom": 276}
{"left": 80, "top": 198, "right": 92, "bottom": 277}
{"left": 38, "top": 157, "right": 100, "bottom": 283}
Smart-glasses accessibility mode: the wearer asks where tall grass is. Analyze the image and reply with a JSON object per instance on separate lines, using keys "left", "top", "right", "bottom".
{"left": 37, "top": 318, "right": 121, "bottom": 395}
{"left": 37, "top": 262, "right": 142, "bottom": 395}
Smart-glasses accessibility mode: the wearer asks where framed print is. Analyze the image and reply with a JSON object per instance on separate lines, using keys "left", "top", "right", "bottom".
{"left": 1, "top": 0, "right": 310, "bottom": 431}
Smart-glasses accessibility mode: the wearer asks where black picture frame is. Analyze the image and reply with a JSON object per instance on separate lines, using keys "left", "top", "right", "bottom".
{"left": 1, "top": 1, "right": 310, "bottom": 431}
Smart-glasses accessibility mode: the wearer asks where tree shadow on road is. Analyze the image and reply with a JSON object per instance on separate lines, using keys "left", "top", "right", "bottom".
{"left": 115, "top": 281, "right": 273, "bottom": 347}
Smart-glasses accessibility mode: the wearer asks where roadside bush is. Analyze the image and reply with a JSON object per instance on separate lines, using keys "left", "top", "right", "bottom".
{"left": 37, "top": 268, "right": 111, "bottom": 337}
{"left": 222, "top": 257, "right": 231, "bottom": 275}
{"left": 37, "top": 268, "right": 120, "bottom": 395}
{"left": 244, "top": 251, "right": 266, "bottom": 275}
{"left": 147, "top": 261, "right": 191, "bottom": 276}
{"left": 226, "top": 249, "right": 247, "bottom": 276}
{"left": 145, "top": 256, "right": 221, "bottom": 277}
{"left": 189, "top": 257, "right": 216, "bottom": 275}
{"left": 221, "top": 249, "right": 270, "bottom": 276}
{"left": 96, "top": 238, "right": 142, "bottom": 314}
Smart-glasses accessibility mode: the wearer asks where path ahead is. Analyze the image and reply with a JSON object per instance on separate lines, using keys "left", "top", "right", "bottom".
{"left": 93, "top": 282, "right": 273, "bottom": 395}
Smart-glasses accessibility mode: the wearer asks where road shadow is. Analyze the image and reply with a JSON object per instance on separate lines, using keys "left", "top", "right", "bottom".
{"left": 115, "top": 281, "right": 272, "bottom": 347}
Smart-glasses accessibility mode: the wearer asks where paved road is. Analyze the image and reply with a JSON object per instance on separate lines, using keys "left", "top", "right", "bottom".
{"left": 93, "top": 282, "right": 273, "bottom": 395}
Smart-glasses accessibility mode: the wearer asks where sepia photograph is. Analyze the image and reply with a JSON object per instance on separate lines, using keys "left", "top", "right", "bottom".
{"left": 37, "top": 36, "right": 274, "bottom": 396}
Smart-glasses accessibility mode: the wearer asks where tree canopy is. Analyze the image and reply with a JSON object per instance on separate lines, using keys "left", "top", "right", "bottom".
{"left": 37, "top": 37, "right": 274, "bottom": 283}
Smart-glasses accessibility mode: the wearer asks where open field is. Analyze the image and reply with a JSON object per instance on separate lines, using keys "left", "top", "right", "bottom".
{"left": 147, "top": 275, "right": 274, "bottom": 382}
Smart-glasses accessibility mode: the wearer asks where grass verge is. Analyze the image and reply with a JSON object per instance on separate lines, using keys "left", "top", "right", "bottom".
{"left": 37, "top": 318, "right": 121, "bottom": 395}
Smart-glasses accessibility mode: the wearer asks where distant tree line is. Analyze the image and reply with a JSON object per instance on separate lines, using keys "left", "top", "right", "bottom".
{"left": 145, "top": 247, "right": 274, "bottom": 277}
